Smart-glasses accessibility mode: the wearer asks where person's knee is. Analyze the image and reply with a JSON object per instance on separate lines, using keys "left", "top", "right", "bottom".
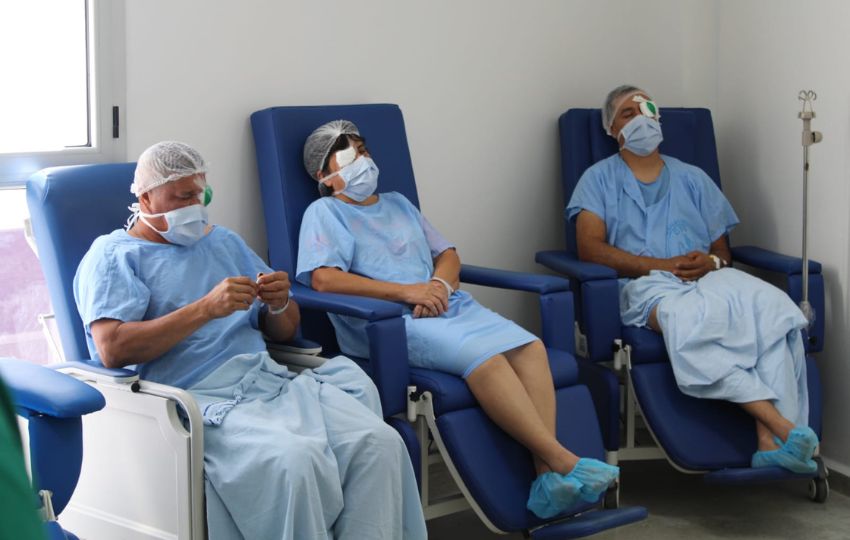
{"left": 523, "top": 339, "right": 547, "bottom": 358}
{"left": 276, "top": 440, "right": 329, "bottom": 485}
{"left": 466, "top": 354, "right": 509, "bottom": 383}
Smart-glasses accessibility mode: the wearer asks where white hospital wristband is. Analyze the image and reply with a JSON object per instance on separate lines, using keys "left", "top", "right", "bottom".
{"left": 430, "top": 276, "right": 454, "bottom": 296}
{"left": 267, "top": 298, "right": 290, "bottom": 315}
{"left": 709, "top": 254, "right": 723, "bottom": 270}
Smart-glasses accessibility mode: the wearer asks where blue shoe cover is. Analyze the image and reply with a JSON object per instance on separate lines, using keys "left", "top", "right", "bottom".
{"left": 527, "top": 471, "right": 582, "bottom": 519}
{"left": 570, "top": 458, "right": 620, "bottom": 503}
{"left": 782, "top": 426, "right": 819, "bottom": 463}
{"left": 752, "top": 449, "right": 817, "bottom": 474}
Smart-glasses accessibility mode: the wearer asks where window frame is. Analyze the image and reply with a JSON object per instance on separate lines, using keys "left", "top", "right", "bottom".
{"left": 0, "top": 0, "right": 126, "bottom": 186}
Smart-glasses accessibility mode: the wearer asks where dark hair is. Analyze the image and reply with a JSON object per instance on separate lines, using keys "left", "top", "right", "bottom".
{"left": 318, "top": 134, "right": 365, "bottom": 197}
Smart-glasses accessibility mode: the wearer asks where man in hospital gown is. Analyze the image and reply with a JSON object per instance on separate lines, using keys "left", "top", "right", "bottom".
{"left": 73, "top": 141, "right": 426, "bottom": 540}
{"left": 567, "top": 85, "right": 819, "bottom": 474}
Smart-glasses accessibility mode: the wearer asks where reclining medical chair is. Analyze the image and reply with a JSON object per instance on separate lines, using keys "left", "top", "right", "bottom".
{"left": 0, "top": 357, "right": 105, "bottom": 540}
{"left": 24, "top": 163, "right": 324, "bottom": 539}
{"left": 251, "top": 103, "right": 648, "bottom": 538}
{"left": 536, "top": 108, "right": 829, "bottom": 501}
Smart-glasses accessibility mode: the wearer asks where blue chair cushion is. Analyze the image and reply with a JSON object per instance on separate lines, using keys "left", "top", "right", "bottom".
{"left": 411, "top": 348, "right": 579, "bottom": 416}
{"left": 621, "top": 326, "right": 668, "bottom": 365}
{"left": 436, "top": 385, "right": 605, "bottom": 532}
{"left": 630, "top": 361, "right": 756, "bottom": 470}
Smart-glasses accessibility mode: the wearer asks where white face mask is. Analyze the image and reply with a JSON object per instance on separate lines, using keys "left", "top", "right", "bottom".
{"left": 321, "top": 156, "right": 380, "bottom": 202}
{"left": 140, "top": 204, "right": 209, "bottom": 246}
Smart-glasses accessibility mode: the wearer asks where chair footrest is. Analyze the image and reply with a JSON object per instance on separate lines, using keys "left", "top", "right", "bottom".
{"left": 704, "top": 466, "right": 818, "bottom": 484}
{"left": 530, "top": 506, "right": 648, "bottom": 539}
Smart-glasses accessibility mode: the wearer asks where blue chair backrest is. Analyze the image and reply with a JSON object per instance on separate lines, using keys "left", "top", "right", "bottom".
{"left": 251, "top": 104, "right": 420, "bottom": 277}
{"left": 26, "top": 163, "right": 138, "bottom": 364}
{"left": 559, "top": 108, "right": 721, "bottom": 256}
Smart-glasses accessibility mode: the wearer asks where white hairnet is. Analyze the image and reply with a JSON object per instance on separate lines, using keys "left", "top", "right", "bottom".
{"left": 602, "top": 85, "right": 652, "bottom": 136}
{"left": 303, "top": 120, "right": 360, "bottom": 180}
{"left": 131, "top": 141, "right": 207, "bottom": 196}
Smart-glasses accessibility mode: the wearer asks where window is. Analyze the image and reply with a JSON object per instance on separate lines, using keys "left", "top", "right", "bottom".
{"left": 0, "top": 0, "right": 125, "bottom": 185}
{"left": 0, "top": 0, "right": 124, "bottom": 364}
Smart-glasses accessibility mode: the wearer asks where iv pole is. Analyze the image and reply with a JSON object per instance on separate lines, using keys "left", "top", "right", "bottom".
{"left": 798, "top": 90, "right": 822, "bottom": 326}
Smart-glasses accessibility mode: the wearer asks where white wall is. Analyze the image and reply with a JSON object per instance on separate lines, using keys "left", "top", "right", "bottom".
{"left": 716, "top": 0, "right": 850, "bottom": 474}
{"left": 123, "top": 0, "right": 849, "bottom": 471}
{"left": 124, "top": 0, "right": 714, "bottom": 322}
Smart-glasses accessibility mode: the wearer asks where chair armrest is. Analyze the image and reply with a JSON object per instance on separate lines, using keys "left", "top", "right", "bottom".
{"left": 535, "top": 250, "right": 618, "bottom": 281}
{"left": 731, "top": 245, "right": 821, "bottom": 274}
{"left": 267, "top": 349, "right": 327, "bottom": 370}
{"left": 0, "top": 358, "right": 105, "bottom": 418}
{"left": 52, "top": 361, "right": 139, "bottom": 384}
{"left": 289, "top": 284, "right": 410, "bottom": 417}
{"left": 265, "top": 337, "right": 323, "bottom": 356}
{"left": 458, "top": 264, "right": 575, "bottom": 353}
{"left": 460, "top": 264, "right": 569, "bottom": 294}
{"left": 535, "top": 251, "right": 621, "bottom": 362}
{"left": 292, "top": 283, "right": 403, "bottom": 320}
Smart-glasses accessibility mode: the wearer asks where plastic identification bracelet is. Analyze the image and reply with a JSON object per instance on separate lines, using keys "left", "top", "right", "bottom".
{"left": 268, "top": 298, "right": 290, "bottom": 315}
{"left": 430, "top": 276, "right": 454, "bottom": 296}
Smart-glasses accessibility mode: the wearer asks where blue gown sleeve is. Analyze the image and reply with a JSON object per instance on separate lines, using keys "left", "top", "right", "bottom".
{"left": 418, "top": 213, "right": 455, "bottom": 257}
{"left": 693, "top": 171, "right": 740, "bottom": 241}
{"left": 566, "top": 167, "right": 608, "bottom": 222}
{"left": 73, "top": 238, "right": 151, "bottom": 331}
{"left": 296, "top": 201, "right": 355, "bottom": 288}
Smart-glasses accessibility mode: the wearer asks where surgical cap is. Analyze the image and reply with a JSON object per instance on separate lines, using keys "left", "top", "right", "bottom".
{"left": 602, "top": 85, "right": 652, "bottom": 136}
{"left": 303, "top": 120, "right": 361, "bottom": 180}
{"left": 131, "top": 141, "right": 207, "bottom": 196}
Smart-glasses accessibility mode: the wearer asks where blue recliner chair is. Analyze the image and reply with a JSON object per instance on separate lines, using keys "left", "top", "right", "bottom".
{"left": 251, "top": 103, "right": 648, "bottom": 538}
{"left": 24, "top": 163, "right": 325, "bottom": 539}
{"left": 536, "top": 108, "right": 829, "bottom": 500}
{"left": 0, "top": 357, "right": 105, "bottom": 540}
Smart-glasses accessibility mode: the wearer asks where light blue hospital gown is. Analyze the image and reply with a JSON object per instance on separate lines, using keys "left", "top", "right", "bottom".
{"left": 297, "top": 192, "right": 537, "bottom": 378}
{"left": 74, "top": 226, "right": 426, "bottom": 540}
{"left": 567, "top": 154, "right": 810, "bottom": 426}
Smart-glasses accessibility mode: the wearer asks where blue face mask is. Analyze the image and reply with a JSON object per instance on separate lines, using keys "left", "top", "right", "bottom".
{"left": 325, "top": 156, "right": 379, "bottom": 202}
{"left": 619, "top": 115, "right": 664, "bottom": 156}
{"left": 140, "top": 204, "right": 209, "bottom": 246}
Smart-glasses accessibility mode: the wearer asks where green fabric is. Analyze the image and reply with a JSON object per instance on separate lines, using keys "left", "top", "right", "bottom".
{"left": 0, "top": 377, "right": 46, "bottom": 540}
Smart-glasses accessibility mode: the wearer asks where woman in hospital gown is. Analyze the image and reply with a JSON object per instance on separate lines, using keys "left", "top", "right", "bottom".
{"left": 296, "top": 120, "right": 619, "bottom": 519}
{"left": 567, "top": 84, "right": 819, "bottom": 474}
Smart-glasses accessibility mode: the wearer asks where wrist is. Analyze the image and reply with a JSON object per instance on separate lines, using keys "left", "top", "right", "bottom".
{"left": 194, "top": 297, "right": 215, "bottom": 322}
{"left": 266, "top": 297, "right": 290, "bottom": 316}
{"left": 430, "top": 276, "right": 454, "bottom": 296}
{"left": 709, "top": 254, "right": 724, "bottom": 270}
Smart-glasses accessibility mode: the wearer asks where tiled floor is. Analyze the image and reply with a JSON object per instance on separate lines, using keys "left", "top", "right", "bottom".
{"left": 426, "top": 459, "right": 850, "bottom": 540}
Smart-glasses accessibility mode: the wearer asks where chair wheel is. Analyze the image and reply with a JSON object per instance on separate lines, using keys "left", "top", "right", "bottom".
{"left": 808, "top": 477, "right": 829, "bottom": 503}
{"left": 603, "top": 484, "right": 620, "bottom": 509}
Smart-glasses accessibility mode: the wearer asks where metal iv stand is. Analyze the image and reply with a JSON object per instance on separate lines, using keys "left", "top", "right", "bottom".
{"left": 798, "top": 90, "right": 822, "bottom": 327}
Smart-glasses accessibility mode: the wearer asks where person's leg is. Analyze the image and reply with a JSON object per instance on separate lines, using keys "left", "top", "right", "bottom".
{"left": 502, "top": 340, "right": 558, "bottom": 475}
{"left": 465, "top": 353, "right": 578, "bottom": 475}
{"left": 467, "top": 352, "right": 619, "bottom": 517}
{"left": 315, "top": 381, "right": 427, "bottom": 540}
{"left": 740, "top": 399, "right": 794, "bottom": 444}
{"left": 202, "top": 391, "right": 343, "bottom": 540}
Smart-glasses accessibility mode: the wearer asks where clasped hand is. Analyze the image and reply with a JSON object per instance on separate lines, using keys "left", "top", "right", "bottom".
{"left": 403, "top": 281, "right": 450, "bottom": 319}
{"left": 201, "top": 272, "right": 291, "bottom": 319}
{"left": 669, "top": 251, "right": 714, "bottom": 281}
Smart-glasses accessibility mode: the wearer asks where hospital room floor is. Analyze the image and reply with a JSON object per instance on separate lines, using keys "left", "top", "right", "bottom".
{"left": 425, "top": 459, "right": 850, "bottom": 540}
